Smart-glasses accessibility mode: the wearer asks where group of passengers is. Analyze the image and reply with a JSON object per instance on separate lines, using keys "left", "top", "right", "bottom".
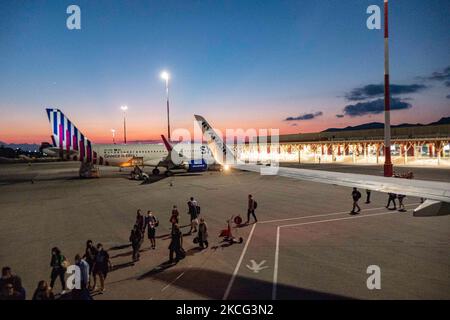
{"left": 133, "top": 196, "right": 209, "bottom": 264}
{"left": 351, "top": 188, "right": 406, "bottom": 214}
{"left": 0, "top": 241, "right": 111, "bottom": 300}
{"left": 130, "top": 209, "right": 159, "bottom": 262}
{"left": 1, "top": 194, "right": 259, "bottom": 300}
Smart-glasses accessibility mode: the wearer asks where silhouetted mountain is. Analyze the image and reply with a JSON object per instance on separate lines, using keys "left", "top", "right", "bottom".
{"left": 323, "top": 117, "right": 450, "bottom": 132}
{"left": 429, "top": 117, "right": 450, "bottom": 126}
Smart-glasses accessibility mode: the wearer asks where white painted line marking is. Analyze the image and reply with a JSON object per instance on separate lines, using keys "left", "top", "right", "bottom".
{"left": 280, "top": 210, "right": 398, "bottom": 229}
{"left": 223, "top": 223, "right": 257, "bottom": 300}
{"left": 161, "top": 271, "right": 186, "bottom": 292}
{"left": 272, "top": 226, "right": 280, "bottom": 300}
{"left": 260, "top": 203, "right": 419, "bottom": 224}
{"left": 272, "top": 209, "right": 400, "bottom": 300}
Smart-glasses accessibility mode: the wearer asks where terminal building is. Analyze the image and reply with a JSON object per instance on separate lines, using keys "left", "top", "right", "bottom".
{"left": 235, "top": 120, "right": 450, "bottom": 167}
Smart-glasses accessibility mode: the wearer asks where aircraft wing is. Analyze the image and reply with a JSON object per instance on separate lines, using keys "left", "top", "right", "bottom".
{"left": 194, "top": 114, "right": 450, "bottom": 217}
{"left": 234, "top": 163, "right": 450, "bottom": 203}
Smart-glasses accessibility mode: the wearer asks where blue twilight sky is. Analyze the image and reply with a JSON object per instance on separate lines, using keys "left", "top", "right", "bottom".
{"left": 0, "top": 0, "right": 449, "bottom": 143}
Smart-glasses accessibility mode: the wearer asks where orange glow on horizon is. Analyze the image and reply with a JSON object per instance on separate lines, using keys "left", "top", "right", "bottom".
{"left": 1, "top": 107, "right": 445, "bottom": 145}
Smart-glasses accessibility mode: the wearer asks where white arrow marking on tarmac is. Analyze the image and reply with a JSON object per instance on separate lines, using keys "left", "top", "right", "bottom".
{"left": 246, "top": 260, "right": 269, "bottom": 273}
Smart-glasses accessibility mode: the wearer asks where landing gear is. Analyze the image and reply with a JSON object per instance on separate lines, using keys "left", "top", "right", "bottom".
{"left": 165, "top": 170, "right": 174, "bottom": 177}
{"left": 152, "top": 168, "right": 160, "bottom": 176}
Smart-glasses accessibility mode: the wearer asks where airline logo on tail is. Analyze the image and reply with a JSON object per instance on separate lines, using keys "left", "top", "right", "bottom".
{"left": 194, "top": 114, "right": 235, "bottom": 165}
{"left": 46, "top": 108, "right": 106, "bottom": 165}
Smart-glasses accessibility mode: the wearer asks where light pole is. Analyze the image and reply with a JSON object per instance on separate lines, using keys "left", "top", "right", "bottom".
{"left": 121, "top": 105, "right": 128, "bottom": 144}
{"left": 111, "top": 129, "right": 116, "bottom": 144}
{"left": 383, "top": 0, "right": 393, "bottom": 177}
{"left": 160, "top": 71, "right": 171, "bottom": 141}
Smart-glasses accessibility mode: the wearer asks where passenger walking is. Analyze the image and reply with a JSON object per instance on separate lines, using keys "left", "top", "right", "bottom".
{"left": 49, "top": 247, "right": 67, "bottom": 294}
{"left": 92, "top": 243, "right": 111, "bottom": 293}
{"left": 129, "top": 225, "right": 143, "bottom": 262}
{"left": 135, "top": 209, "right": 145, "bottom": 234}
{"left": 83, "top": 240, "right": 97, "bottom": 290}
{"left": 188, "top": 197, "right": 199, "bottom": 234}
{"left": 350, "top": 188, "right": 362, "bottom": 214}
{"left": 73, "top": 254, "right": 91, "bottom": 300}
{"left": 32, "top": 280, "right": 54, "bottom": 300}
{"left": 0, "top": 266, "right": 25, "bottom": 300}
{"left": 386, "top": 193, "right": 397, "bottom": 210}
{"left": 170, "top": 205, "right": 179, "bottom": 225}
{"left": 169, "top": 224, "right": 185, "bottom": 263}
{"left": 145, "top": 211, "right": 158, "bottom": 249}
{"left": 398, "top": 194, "right": 406, "bottom": 212}
{"left": 198, "top": 217, "right": 209, "bottom": 249}
{"left": 365, "top": 189, "right": 371, "bottom": 204}
{"left": 246, "top": 194, "right": 258, "bottom": 224}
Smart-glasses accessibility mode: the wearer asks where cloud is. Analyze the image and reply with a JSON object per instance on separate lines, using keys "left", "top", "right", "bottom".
{"left": 447, "top": 94, "right": 450, "bottom": 99}
{"left": 290, "top": 123, "right": 298, "bottom": 127}
{"left": 343, "top": 98, "right": 412, "bottom": 117}
{"left": 427, "top": 66, "right": 450, "bottom": 87}
{"left": 345, "top": 84, "right": 427, "bottom": 101}
{"left": 335, "top": 114, "right": 344, "bottom": 118}
{"left": 284, "top": 111, "right": 323, "bottom": 121}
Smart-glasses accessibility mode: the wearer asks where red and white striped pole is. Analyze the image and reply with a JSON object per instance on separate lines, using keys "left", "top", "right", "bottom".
{"left": 383, "top": 0, "right": 393, "bottom": 177}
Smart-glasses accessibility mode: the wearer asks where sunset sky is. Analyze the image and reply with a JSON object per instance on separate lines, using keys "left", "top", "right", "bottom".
{"left": 0, "top": 0, "right": 449, "bottom": 144}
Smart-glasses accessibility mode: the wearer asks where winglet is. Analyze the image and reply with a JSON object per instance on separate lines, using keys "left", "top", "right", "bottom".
{"left": 413, "top": 200, "right": 450, "bottom": 217}
{"left": 161, "top": 134, "right": 173, "bottom": 152}
{"left": 194, "top": 114, "right": 236, "bottom": 165}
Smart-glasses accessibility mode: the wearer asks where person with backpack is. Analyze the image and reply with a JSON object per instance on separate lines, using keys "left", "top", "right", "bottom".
{"left": 246, "top": 194, "right": 258, "bottom": 224}
{"left": 188, "top": 197, "right": 200, "bottom": 234}
{"left": 145, "top": 211, "right": 158, "bottom": 249}
{"left": 49, "top": 247, "right": 67, "bottom": 294}
{"left": 92, "top": 243, "right": 111, "bottom": 293}
{"left": 350, "top": 188, "right": 362, "bottom": 215}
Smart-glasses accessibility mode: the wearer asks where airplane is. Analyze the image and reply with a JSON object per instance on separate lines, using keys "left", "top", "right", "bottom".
{"left": 159, "top": 134, "right": 224, "bottom": 174}
{"left": 42, "top": 108, "right": 217, "bottom": 178}
{"left": 194, "top": 114, "right": 450, "bottom": 217}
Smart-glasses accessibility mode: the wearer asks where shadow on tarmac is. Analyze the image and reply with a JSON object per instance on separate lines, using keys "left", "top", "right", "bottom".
{"left": 137, "top": 267, "right": 352, "bottom": 300}
{"left": 109, "top": 244, "right": 131, "bottom": 251}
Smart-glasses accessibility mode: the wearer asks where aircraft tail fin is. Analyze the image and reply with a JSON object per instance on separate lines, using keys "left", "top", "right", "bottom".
{"left": 194, "top": 114, "right": 235, "bottom": 165}
{"left": 45, "top": 108, "right": 93, "bottom": 162}
{"left": 161, "top": 134, "right": 173, "bottom": 152}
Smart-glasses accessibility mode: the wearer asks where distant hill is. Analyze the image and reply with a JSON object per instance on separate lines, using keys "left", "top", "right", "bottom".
{"left": 0, "top": 142, "right": 40, "bottom": 152}
{"left": 323, "top": 117, "right": 450, "bottom": 132}
{"left": 429, "top": 117, "right": 450, "bottom": 126}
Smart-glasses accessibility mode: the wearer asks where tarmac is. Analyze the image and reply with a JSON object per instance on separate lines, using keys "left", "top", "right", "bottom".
{"left": 0, "top": 161, "right": 448, "bottom": 300}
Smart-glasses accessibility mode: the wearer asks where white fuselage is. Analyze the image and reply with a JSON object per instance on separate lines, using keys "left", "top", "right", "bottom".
{"left": 92, "top": 142, "right": 215, "bottom": 167}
